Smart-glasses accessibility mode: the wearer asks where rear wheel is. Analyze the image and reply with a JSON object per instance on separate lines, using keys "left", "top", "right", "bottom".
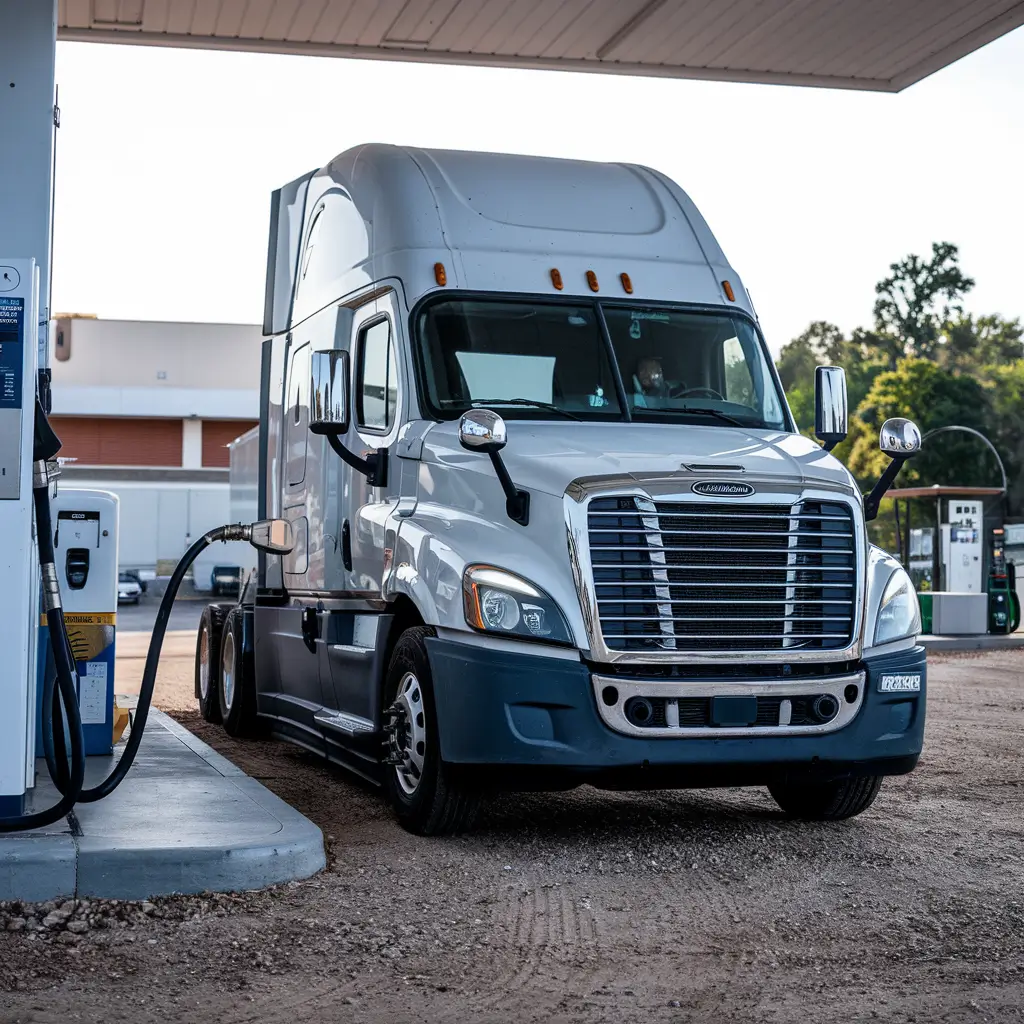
{"left": 768, "top": 775, "right": 883, "bottom": 821}
{"left": 383, "top": 627, "right": 480, "bottom": 836}
{"left": 218, "top": 607, "right": 262, "bottom": 737}
{"left": 195, "top": 604, "right": 229, "bottom": 723}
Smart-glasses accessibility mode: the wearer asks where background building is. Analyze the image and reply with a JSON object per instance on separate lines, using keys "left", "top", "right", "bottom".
{"left": 49, "top": 315, "right": 260, "bottom": 575}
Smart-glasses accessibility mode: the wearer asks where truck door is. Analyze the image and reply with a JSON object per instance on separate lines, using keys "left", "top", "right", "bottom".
{"left": 317, "top": 293, "right": 406, "bottom": 728}
{"left": 346, "top": 295, "right": 405, "bottom": 597}
{"left": 271, "top": 336, "right": 335, "bottom": 716}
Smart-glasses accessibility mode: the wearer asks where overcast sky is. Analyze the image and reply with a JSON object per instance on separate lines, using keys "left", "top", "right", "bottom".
{"left": 51, "top": 26, "right": 1024, "bottom": 354}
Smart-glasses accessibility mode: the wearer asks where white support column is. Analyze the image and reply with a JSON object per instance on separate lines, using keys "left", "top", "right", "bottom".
{"left": 1, "top": 1, "right": 57, "bottom": 362}
{"left": 182, "top": 418, "right": 203, "bottom": 469}
{"left": 0, "top": 2, "right": 57, "bottom": 816}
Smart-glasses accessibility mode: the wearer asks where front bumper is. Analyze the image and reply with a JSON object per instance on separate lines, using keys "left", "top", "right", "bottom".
{"left": 426, "top": 637, "right": 926, "bottom": 788}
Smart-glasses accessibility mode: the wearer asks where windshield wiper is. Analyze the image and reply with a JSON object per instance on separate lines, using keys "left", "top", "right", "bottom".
{"left": 670, "top": 406, "right": 753, "bottom": 428}
{"left": 466, "top": 398, "right": 581, "bottom": 422}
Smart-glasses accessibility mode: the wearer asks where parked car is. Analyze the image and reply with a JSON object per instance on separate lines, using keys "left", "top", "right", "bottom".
{"left": 120, "top": 567, "right": 147, "bottom": 594}
{"left": 211, "top": 565, "right": 243, "bottom": 597}
{"left": 117, "top": 572, "right": 142, "bottom": 605}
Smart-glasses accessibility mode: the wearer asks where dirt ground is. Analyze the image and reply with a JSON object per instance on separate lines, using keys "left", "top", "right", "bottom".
{"left": 3, "top": 640, "right": 1024, "bottom": 1024}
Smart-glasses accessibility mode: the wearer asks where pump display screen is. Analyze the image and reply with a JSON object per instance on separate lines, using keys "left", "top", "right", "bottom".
{"left": 0, "top": 296, "right": 24, "bottom": 411}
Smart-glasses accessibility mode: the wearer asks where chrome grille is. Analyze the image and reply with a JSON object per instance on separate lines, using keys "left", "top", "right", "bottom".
{"left": 588, "top": 496, "right": 857, "bottom": 654}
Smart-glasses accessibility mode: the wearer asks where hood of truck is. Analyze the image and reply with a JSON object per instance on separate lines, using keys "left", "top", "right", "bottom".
{"left": 421, "top": 420, "right": 857, "bottom": 498}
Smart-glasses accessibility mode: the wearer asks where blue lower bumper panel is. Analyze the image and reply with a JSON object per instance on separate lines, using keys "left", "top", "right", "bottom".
{"left": 426, "top": 638, "right": 926, "bottom": 788}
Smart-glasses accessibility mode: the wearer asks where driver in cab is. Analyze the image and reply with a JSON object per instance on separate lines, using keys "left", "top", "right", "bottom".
{"left": 632, "top": 356, "right": 681, "bottom": 408}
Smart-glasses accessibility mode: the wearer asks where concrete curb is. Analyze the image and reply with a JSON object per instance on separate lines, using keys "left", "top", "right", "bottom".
{"left": 921, "top": 633, "right": 1024, "bottom": 653}
{"left": 0, "top": 710, "right": 325, "bottom": 902}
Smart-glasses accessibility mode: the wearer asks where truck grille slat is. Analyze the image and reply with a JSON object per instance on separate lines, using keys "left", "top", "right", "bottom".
{"left": 588, "top": 496, "right": 858, "bottom": 653}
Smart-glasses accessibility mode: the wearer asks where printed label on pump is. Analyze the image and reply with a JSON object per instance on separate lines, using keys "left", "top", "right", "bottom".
{"left": 79, "top": 662, "right": 108, "bottom": 725}
{"left": 0, "top": 297, "right": 24, "bottom": 410}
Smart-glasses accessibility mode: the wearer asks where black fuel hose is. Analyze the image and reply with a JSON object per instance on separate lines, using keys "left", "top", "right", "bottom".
{"left": 42, "top": 524, "right": 252, "bottom": 804}
{"left": 74, "top": 526, "right": 248, "bottom": 801}
{"left": 0, "top": 466, "right": 87, "bottom": 833}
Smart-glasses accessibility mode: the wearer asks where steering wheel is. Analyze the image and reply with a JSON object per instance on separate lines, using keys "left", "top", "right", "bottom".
{"left": 671, "top": 385, "right": 725, "bottom": 401}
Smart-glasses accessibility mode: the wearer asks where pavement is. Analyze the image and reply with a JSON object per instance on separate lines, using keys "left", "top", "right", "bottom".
{"left": 920, "top": 631, "right": 1024, "bottom": 652}
{"left": 0, "top": 707, "right": 325, "bottom": 903}
{"left": 115, "top": 594, "right": 210, "bottom": 634}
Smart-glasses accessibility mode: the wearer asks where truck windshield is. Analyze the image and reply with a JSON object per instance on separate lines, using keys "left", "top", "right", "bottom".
{"left": 415, "top": 298, "right": 788, "bottom": 429}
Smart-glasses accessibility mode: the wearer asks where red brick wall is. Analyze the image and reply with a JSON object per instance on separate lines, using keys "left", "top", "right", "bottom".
{"left": 202, "top": 420, "right": 258, "bottom": 468}
{"left": 51, "top": 417, "right": 183, "bottom": 466}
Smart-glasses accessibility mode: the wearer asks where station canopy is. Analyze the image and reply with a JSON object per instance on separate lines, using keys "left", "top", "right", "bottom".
{"left": 59, "top": 0, "right": 1024, "bottom": 92}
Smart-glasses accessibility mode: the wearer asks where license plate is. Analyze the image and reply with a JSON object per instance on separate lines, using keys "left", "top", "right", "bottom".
{"left": 878, "top": 673, "right": 922, "bottom": 692}
{"left": 710, "top": 695, "right": 759, "bottom": 727}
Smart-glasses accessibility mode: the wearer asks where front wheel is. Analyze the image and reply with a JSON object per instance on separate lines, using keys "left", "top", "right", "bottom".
{"left": 768, "top": 775, "right": 883, "bottom": 821}
{"left": 382, "top": 627, "right": 480, "bottom": 836}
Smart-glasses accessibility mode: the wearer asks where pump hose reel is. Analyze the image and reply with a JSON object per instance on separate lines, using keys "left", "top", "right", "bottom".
{"left": 0, "top": 405, "right": 260, "bottom": 832}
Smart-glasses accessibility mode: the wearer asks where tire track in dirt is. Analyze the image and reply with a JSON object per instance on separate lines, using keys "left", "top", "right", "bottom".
{"left": 217, "top": 978, "right": 347, "bottom": 1024}
{"left": 455, "top": 884, "right": 602, "bottom": 1014}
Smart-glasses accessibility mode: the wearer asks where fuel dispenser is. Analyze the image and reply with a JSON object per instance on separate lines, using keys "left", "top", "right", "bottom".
{"left": 940, "top": 500, "right": 984, "bottom": 594}
{"left": 988, "top": 527, "right": 1021, "bottom": 634}
{"left": 0, "top": 259, "right": 41, "bottom": 818}
{"left": 36, "top": 490, "right": 119, "bottom": 755}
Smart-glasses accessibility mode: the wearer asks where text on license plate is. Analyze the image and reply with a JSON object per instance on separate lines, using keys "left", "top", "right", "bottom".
{"left": 878, "top": 673, "right": 922, "bottom": 692}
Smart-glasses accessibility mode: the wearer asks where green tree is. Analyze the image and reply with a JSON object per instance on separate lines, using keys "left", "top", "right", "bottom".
{"left": 848, "top": 359, "right": 996, "bottom": 490}
{"left": 985, "top": 361, "right": 1024, "bottom": 515}
{"left": 940, "top": 313, "right": 1024, "bottom": 374}
{"left": 872, "top": 242, "right": 975, "bottom": 368}
{"left": 776, "top": 321, "right": 846, "bottom": 392}
{"left": 775, "top": 322, "right": 885, "bottom": 441}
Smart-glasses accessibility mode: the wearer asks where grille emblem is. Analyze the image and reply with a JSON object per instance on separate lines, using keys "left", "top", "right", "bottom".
{"left": 691, "top": 480, "right": 755, "bottom": 497}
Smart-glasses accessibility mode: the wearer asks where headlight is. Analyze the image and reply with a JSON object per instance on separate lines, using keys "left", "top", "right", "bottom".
{"left": 463, "top": 565, "right": 573, "bottom": 645}
{"left": 874, "top": 567, "right": 921, "bottom": 645}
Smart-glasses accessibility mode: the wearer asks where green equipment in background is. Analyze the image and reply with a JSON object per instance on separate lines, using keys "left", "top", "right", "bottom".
{"left": 987, "top": 528, "right": 1021, "bottom": 634}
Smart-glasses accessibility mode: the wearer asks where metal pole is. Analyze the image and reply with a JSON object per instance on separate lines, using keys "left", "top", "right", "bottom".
{"left": 922, "top": 425, "right": 1008, "bottom": 501}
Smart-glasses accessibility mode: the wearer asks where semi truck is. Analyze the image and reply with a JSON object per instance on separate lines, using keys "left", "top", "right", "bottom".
{"left": 194, "top": 144, "right": 926, "bottom": 836}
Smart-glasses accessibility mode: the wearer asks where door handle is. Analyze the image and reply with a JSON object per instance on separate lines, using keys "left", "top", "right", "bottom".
{"left": 301, "top": 606, "right": 319, "bottom": 651}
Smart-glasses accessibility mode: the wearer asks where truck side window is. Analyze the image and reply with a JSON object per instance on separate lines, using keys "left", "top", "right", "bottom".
{"left": 356, "top": 320, "right": 397, "bottom": 431}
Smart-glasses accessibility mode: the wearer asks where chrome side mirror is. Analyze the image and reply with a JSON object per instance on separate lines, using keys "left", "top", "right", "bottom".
{"left": 249, "top": 519, "right": 294, "bottom": 554}
{"left": 814, "top": 366, "right": 848, "bottom": 451}
{"left": 309, "top": 349, "right": 349, "bottom": 435}
{"left": 457, "top": 410, "right": 529, "bottom": 527}
{"left": 879, "top": 417, "right": 922, "bottom": 458}
{"left": 459, "top": 410, "right": 507, "bottom": 454}
{"left": 863, "top": 418, "right": 924, "bottom": 522}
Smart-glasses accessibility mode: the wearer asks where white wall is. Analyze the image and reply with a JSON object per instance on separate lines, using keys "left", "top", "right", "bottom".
{"left": 49, "top": 317, "right": 262, "bottom": 419}
{"left": 75, "top": 479, "right": 235, "bottom": 569}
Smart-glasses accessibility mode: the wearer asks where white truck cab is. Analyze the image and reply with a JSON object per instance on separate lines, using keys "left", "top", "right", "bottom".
{"left": 195, "top": 145, "right": 926, "bottom": 835}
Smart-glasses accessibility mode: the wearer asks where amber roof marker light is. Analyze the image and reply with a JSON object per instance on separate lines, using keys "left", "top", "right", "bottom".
{"left": 586, "top": 270, "right": 599, "bottom": 292}
{"left": 620, "top": 273, "right": 633, "bottom": 294}
{"left": 550, "top": 268, "right": 563, "bottom": 290}
{"left": 434, "top": 262, "right": 447, "bottom": 286}
{"left": 721, "top": 279, "right": 736, "bottom": 302}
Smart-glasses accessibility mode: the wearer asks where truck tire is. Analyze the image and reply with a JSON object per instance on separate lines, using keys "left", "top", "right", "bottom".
{"left": 196, "top": 604, "right": 230, "bottom": 723}
{"left": 218, "top": 607, "right": 262, "bottom": 738}
{"left": 768, "top": 775, "right": 883, "bottom": 821}
{"left": 383, "top": 626, "right": 480, "bottom": 836}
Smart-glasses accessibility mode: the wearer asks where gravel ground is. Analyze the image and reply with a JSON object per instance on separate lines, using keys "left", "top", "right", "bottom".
{"left": 2, "top": 647, "right": 1023, "bottom": 1023}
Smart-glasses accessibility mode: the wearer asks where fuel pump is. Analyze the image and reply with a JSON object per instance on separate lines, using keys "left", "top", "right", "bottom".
{"left": 988, "top": 528, "right": 1021, "bottom": 634}
{"left": 36, "top": 490, "right": 120, "bottom": 757}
